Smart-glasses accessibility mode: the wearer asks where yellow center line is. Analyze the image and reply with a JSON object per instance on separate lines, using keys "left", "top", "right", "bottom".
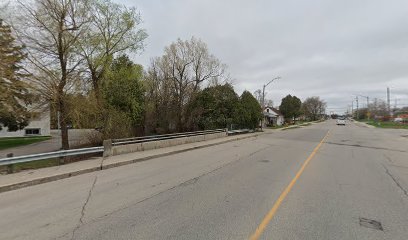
{"left": 249, "top": 130, "right": 331, "bottom": 240}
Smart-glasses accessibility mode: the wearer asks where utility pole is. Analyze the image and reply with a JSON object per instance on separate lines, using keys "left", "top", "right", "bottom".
{"left": 351, "top": 100, "right": 354, "bottom": 118}
{"left": 367, "top": 96, "right": 370, "bottom": 120}
{"left": 261, "top": 77, "right": 281, "bottom": 129}
{"left": 357, "top": 95, "right": 370, "bottom": 120}
{"left": 356, "top": 96, "right": 359, "bottom": 120}
{"left": 387, "top": 87, "right": 391, "bottom": 116}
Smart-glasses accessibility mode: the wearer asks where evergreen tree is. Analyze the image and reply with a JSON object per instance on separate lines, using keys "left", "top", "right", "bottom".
{"left": 189, "top": 84, "right": 239, "bottom": 130}
{"left": 0, "top": 19, "right": 31, "bottom": 131}
{"left": 234, "top": 91, "right": 262, "bottom": 129}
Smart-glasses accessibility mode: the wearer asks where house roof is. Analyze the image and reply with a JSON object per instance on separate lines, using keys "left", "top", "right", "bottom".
{"left": 264, "top": 106, "right": 283, "bottom": 116}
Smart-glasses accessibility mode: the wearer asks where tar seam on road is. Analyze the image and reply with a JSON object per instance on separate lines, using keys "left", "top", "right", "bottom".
{"left": 248, "top": 130, "right": 331, "bottom": 240}
{"left": 325, "top": 142, "right": 407, "bottom": 153}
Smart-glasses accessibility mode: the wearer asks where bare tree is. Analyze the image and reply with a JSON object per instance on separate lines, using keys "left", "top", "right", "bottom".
{"left": 144, "top": 57, "right": 174, "bottom": 133}
{"left": 302, "top": 96, "right": 327, "bottom": 121}
{"left": 147, "top": 37, "right": 227, "bottom": 132}
{"left": 254, "top": 89, "right": 262, "bottom": 104}
{"left": 266, "top": 99, "right": 274, "bottom": 107}
{"left": 369, "top": 99, "right": 388, "bottom": 117}
{"left": 17, "top": 0, "right": 91, "bottom": 149}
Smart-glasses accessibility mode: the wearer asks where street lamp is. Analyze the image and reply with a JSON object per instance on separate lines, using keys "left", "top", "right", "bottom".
{"left": 261, "top": 76, "right": 281, "bottom": 129}
{"left": 262, "top": 77, "right": 281, "bottom": 109}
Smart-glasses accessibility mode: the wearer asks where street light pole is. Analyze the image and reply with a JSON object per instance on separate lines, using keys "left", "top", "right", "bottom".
{"left": 261, "top": 77, "right": 281, "bottom": 130}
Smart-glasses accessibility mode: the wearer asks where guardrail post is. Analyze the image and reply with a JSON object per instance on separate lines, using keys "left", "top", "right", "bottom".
{"left": 6, "top": 153, "right": 14, "bottom": 174}
{"left": 103, "top": 139, "right": 113, "bottom": 158}
{"left": 58, "top": 154, "right": 65, "bottom": 165}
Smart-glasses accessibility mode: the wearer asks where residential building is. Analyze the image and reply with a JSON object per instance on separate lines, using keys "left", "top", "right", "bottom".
{"left": 0, "top": 107, "right": 50, "bottom": 137}
{"left": 263, "top": 106, "right": 284, "bottom": 127}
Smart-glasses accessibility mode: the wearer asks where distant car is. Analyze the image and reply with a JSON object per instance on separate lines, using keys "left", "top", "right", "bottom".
{"left": 336, "top": 118, "right": 346, "bottom": 125}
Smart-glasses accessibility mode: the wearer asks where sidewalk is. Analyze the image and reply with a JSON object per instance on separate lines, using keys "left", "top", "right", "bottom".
{"left": 0, "top": 132, "right": 268, "bottom": 193}
{"left": 353, "top": 120, "right": 375, "bottom": 128}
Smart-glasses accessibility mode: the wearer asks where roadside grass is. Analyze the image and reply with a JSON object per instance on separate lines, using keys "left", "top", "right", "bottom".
{"left": 361, "top": 120, "right": 408, "bottom": 129}
{"left": 0, "top": 136, "right": 51, "bottom": 150}
{"left": 0, "top": 158, "right": 59, "bottom": 174}
{"left": 0, "top": 151, "right": 102, "bottom": 174}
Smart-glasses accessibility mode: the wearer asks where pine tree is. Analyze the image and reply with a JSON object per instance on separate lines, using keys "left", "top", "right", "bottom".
{"left": 0, "top": 19, "right": 31, "bottom": 131}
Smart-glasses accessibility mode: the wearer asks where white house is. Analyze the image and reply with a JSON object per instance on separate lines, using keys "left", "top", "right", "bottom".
{"left": 0, "top": 108, "right": 50, "bottom": 137}
{"left": 263, "top": 106, "right": 284, "bottom": 127}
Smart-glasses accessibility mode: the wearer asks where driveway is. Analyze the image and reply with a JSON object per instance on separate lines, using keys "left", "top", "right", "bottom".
{"left": 0, "top": 129, "right": 100, "bottom": 158}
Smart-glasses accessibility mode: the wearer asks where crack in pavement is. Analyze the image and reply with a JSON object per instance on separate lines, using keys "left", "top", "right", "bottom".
{"left": 249, "top": 146, "right": 271, "bottom": 157}
{"left": 382, "top": 164, "right": 408, "bottom": 198}
{"left": 325, "top": 142, "right": 407, "bottom": 153}
{"left": 71, "top": 176, "right": 98, "bottom": 240}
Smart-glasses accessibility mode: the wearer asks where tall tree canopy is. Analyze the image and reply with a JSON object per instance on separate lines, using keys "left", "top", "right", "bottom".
{"left": 102, "top": 54, "right": 145, "bottom": 131}
{"left": 145, "top": 37, "right": 227, "bottom": 132}
{"left": 0, "top": 19, "right": 31, "bottom": 131}
{"left": 279, "top": 94, "right": 302, "bottom": 122}
{"left": 189, "top": 84, "right": 239, "bottom": 130}
{"left": 302, "top": 96, "right": 326, "bottom": 121}
{"left": 234, "top": 91, "right": 262, "bottom": 129}
{"left": 18, "top": 0, "right": 91, "bottom": 149}
{"left": 79, "top": 0, "right": 147, "bottom": 100}
{"left": 15, "top": 0, "right": 147, "bottom": 148}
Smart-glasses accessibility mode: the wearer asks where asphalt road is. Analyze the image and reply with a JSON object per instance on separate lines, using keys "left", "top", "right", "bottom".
{"left": 0, "top": 120, "right": 407, "bottom": 240}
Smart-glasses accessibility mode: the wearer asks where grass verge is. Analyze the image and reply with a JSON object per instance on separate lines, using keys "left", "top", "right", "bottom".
{"left": 0, "top": 136, "right": 51, "bottom": 150}
{"left": 361, "top": 120, "right": 408, "bottom": 129}
{"left": 0, "top": 158, "right": 59, "bottom": 174}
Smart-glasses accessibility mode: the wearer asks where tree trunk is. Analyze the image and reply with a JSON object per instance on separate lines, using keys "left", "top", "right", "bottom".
{"left": 91, "top": 70, "right": 102, "bottom": 106}
{"left": 58, "top": 92, "right": 70, "bottom": 150}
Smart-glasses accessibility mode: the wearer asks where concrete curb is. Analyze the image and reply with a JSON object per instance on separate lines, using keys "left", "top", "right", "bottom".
{"left": 277, "top": 120, "right": 322, "bottom": 131}
{"left": 0, "top": 167, "right": 100, "bottom": 193}
{"left": 0, "top": 133, "right": 264, "bottom": 193}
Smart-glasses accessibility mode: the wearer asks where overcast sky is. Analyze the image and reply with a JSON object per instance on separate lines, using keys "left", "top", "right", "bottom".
{"left": 118, "top": 0, "right": 408, "bottom": 113}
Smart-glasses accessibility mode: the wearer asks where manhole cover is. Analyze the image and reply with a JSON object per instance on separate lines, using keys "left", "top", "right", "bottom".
{"left": 401, "top": 135, "right": 408, "bottom": 138}
{"left": 259, "top": 160, "right": 270, "bottom": 163}
{"left": 359, "top": 217, "right": 383, "bottom": 231}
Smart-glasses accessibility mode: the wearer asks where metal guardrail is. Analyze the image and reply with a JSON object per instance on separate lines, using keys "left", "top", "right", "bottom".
{"left": 0, "top": 147, "right": 104, "bottom": 166}
{"left": 0, "top": 129, "right": 230, "bottom": 166}
{"left": 113, "top": 129, "right": 226, "bottom": 145}
{"left": 227, "top": 129, "right": 252, "bottom": 135}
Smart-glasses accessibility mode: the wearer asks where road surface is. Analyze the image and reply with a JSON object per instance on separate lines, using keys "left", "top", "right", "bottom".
{"left": 0, "top": 120, "right": 407, "bottom": 240}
